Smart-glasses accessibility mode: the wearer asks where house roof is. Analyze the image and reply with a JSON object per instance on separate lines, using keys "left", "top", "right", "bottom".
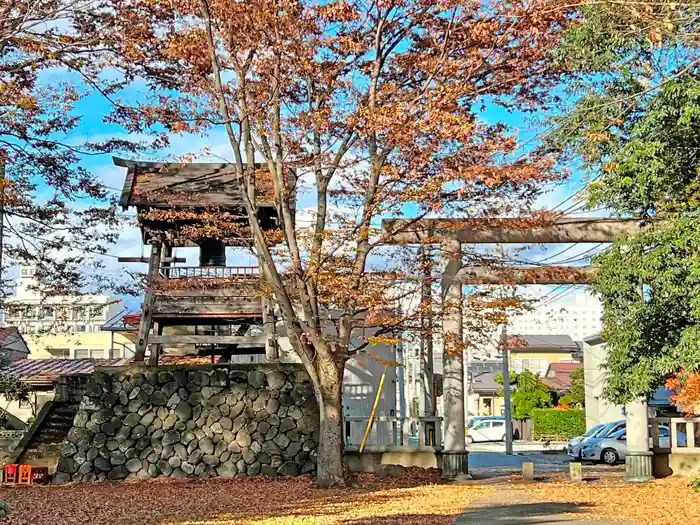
{"left": 541, "top": 362, "right": 583, "bottom": 392}
{"left": 0, "top": 327, "right": 30, "bottom": 355}
{"left": 469, "top": 360, "right": 502, "bottom": 394}
{"left": 510, "top": 334, "right": 581, "bottom": 352}
{"left": 114, "top": 157, "right": 276, "bottom": 210}
{"left": 3, "top": 358, "right": 128, "bottom": 383}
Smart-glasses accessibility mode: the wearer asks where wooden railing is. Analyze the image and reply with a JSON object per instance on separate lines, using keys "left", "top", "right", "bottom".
{"left": 343, "top": 416, "right": 443, "bottom": 451}
{"left": 159, "top": 266, "right": 259, "bottom": 279}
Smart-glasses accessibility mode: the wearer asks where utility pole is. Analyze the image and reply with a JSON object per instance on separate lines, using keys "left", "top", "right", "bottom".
{"left": 500, "top": 324, "right": 514, "bottom": 455}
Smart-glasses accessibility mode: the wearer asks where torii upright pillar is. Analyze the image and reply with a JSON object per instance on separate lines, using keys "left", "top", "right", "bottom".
{"left": 440, "top": 239, "right": 468, "bottom": 480}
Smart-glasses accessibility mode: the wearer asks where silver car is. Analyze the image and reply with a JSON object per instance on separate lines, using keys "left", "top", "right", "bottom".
{"left": 567, "top": 420, "right": 625, "bottom": 459}
{"left": 580, "top": 425, "right": 672, "bottom": 464}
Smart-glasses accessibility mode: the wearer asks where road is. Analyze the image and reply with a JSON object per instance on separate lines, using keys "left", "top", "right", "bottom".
{"left": 466, "top": 442, "right": 571, "bottom": 472}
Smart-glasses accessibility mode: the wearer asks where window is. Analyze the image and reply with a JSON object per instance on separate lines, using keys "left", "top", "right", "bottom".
{"left": 74, "top": 307, "right": 87, "bottom": 320}
{"left": 73, "top": 325, "right": 86, "bottom": 333}
{"left": 108, "top": 348, "right": 122, "bottom": 359}
{"left": 514, "top": 358, "right": 547, "bottom": 376}
{"left": 75, "top": 349, "right": 104, "bottom": 359}
{"left": 40, "top": 306, "right": 53, "bottom": 320}
{"left": 492, "top": 421, "right": 505, "bottom": 428}
{"left": 48, "top": 348, "right": 70, "bottom": 358}
{"left": 474, "top": 421, "right": 489, "bottom": 430}
{"left": 18, "top": 398, "right": 31, "bottom": 409}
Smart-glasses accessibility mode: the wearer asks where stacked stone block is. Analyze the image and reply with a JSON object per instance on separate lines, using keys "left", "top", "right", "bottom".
{"left": 53, "top": 364, "right": 319, "bottom": 483}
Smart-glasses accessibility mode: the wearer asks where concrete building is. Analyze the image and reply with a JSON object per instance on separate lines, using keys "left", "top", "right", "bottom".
{"left": 582, "top": 333, "right": 676, "bottom": 430}
{"left": 509, "top": 292, "right": 603, "bottom": 341}
{"left": 3, "top": 266, "right": 135, "bottom": 359}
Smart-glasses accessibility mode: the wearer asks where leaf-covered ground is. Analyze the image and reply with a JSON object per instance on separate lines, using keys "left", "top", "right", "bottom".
{"left": 3, "top": 469, "right": 700, "bottom": 524}
{"left": 520, "top": 475, "right": 700, "bottom": 525}
{"left": 0, "top": 470, "right": 487, "bottom": 525}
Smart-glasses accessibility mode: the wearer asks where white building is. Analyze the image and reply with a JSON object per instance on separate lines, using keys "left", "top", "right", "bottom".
{"left": 3, "top": 266, "right": 125, "bottom": 336}
{"left": 509, "top": 290, "right": 603, "bottom": 342}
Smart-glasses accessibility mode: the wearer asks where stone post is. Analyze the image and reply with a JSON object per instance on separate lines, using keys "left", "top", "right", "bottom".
{"left": 440, "top": 238, "right": 468, "bottom": 480}
{"left": 522, "top": 461, "right": 534, "bottom": 481}
{"left": 625, "top": 398, "right": 653, "bottom": 482}
{"left": 569, "top": 462, "right": 583, "bottom": 482}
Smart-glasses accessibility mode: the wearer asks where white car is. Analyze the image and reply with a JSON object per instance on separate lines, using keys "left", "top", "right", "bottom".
{"left": 581, "top": 425, "right": 673, "bottom": 464}
{"left": 467, "top": 417, "right": 506, "bottom": 443}
{"left": 567, "top": 420, "right": 625, "bottom": 459}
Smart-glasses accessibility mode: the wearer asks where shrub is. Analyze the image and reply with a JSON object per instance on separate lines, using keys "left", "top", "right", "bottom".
{"left": 691, "top": 477, "right": 700, "bottom": 493}
{"left": 532, "top": 408, "right": 585, "bottom": 441}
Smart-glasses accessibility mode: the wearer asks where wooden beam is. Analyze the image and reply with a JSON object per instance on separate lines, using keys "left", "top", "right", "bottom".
{"left": 381, "top": 217, "right": 643, "bottom": 244}
{"left": 457, "top": 266, "right": 596, "bottom": 285}
{"left": 118, "top": 256, "right": 186, "bottom": 263}
{"left": 149, "top": 335, "right": 267, "bottom": 345}
{"left": 153, "top": 289, "right": 258, "bottom": 298}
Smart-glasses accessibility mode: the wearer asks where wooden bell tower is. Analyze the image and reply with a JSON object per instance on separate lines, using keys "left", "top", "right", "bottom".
{"left": 114, "top": 157, "right": 280, "bottom": 365}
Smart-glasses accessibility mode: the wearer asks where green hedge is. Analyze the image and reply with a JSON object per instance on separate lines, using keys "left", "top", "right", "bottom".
{"left": 532, "top": 408, "right": 585, "bottom": 441}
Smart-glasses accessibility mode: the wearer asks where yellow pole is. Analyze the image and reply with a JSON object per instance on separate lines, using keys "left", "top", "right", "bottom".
{"left": 359, "top": 370, "right": 387, "bottom": 453}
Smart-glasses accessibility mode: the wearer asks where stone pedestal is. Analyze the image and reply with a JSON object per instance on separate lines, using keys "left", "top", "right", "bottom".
{"left": 625, "top": 451, "right": 653, "bottom": 482}
{"left": 441, "top": 451, "right": 470, "bottom": 481}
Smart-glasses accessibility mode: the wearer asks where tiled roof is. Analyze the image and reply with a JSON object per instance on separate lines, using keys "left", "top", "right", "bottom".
{"left": 0, "top": 327, "right": 30, "bottom": 354}
{"left": 548, "top": 362, "right": 583, "bottom": 374}
{"left": 511, "top": 334, "right": 581, "bottom": 351}
{"left": 3, "top": 358, "right": 128, "bottom": 383}
{"left": 541, "top": 361, "right": 583, "bottom": 392}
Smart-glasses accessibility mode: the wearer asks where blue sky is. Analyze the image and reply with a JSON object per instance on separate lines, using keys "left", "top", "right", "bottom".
{"left": 25, "top": 69, "right": 606, "bottom": 313}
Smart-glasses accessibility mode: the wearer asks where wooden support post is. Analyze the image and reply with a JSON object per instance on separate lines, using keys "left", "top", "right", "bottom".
{"left": 262, "top": 295, "right": 278, "bottom": 361}
{"left": 522, "top": 461, "right": 534, "bottom": 481}
{"left": 134, "top": 241, "right": 162, "bottom": 362}
{"left": 148, "top": 243, "right": 171, "bottom": 365}
{"left": 148, "top": 321, "right": 163, "bottom": 366}
{"left": 440, "top": 238, "right": 469, "bottom": 480}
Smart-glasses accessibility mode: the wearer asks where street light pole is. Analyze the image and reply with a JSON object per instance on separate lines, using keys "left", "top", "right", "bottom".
{"left": 500, "top": 324, "right": 514, "bottom": 455}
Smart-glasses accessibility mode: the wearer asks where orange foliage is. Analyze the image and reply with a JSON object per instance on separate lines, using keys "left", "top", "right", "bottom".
{"left": 665, "top": 370, "right": 700, "bottom": 416}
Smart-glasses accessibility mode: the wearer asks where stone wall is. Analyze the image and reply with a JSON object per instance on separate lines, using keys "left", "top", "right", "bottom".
{"left": 53, "top": 364, "right": 319, "bottom": 483}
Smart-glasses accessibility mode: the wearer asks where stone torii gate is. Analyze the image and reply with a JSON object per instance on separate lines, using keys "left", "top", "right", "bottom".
{"left": 382, "top": 217, "right": 650, "bottom": 481}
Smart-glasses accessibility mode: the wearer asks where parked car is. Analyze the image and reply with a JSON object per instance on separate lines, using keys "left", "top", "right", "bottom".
{"left": 580, "top": 425, "right": 673, "bottom": 465}
{"left": 567, "top": 421, "right": 625, "bottom": 459}
{"left": 467, "top": 416, "right": 503, "bottom": 428}
{"left": 467, "top": 416, "right": 506, "bottom": 443}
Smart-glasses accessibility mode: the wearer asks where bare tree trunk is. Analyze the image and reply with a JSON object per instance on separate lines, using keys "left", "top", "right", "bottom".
{"left": 314, "top": 358, "right": 345, "bottom": 488}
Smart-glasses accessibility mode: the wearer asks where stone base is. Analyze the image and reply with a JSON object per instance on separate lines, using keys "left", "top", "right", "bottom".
{"left": 625, "top": 451, "right": 653, "bottom": 482}
{"left": 441, "top": 451, "right": 470, "bottom": 481}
